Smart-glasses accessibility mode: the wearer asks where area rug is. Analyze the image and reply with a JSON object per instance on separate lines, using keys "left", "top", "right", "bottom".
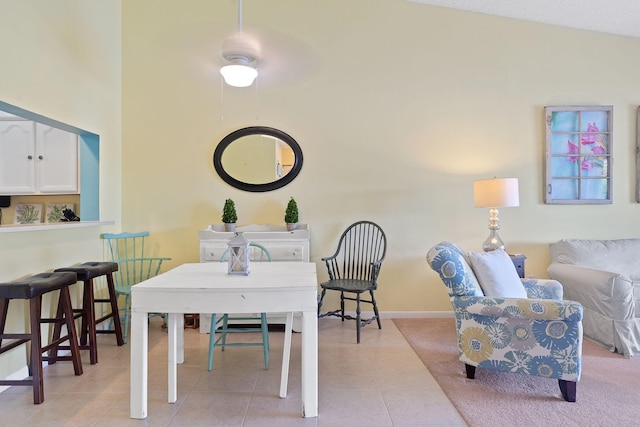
{"left": 394, "top": 317, "right": 639, "bottom": 427}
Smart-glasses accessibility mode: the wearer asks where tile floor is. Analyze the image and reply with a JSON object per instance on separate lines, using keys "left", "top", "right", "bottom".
{"left": 0, "top": 317, "right": 466, "bottom": 426}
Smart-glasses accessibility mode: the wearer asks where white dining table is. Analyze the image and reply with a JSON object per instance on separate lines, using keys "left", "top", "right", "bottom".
{"left": 129, "top": 262, "right": 318, "bottom": 419}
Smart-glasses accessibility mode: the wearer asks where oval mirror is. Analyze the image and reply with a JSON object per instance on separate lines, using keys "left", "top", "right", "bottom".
{"left": 213, "top": 126, "right": 303, "bottom": 192}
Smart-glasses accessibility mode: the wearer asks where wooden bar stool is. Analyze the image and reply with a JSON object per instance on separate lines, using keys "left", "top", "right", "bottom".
{"left": 54, "top": 262, "right": 124, "bottom": 365}
{"left": 0, "top": 272, "right": 83, "bottom": 404}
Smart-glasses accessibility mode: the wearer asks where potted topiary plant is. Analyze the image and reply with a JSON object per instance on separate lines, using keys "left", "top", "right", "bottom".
{"left": 284, "top": 197, "right": 299, "bottom": 231}
{"left": 222, "top": 198, "right": 237, "bottom": 232}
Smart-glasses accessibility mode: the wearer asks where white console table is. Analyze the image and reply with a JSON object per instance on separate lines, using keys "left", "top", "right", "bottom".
{"left": 198, "top": 224, "right": 311, "bottom": 333}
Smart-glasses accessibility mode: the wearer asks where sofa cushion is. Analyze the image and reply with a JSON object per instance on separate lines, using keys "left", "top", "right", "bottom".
{"left": 550, "top": 238, "right": 640, "bottom": 280}
{"left": 468, "top": 249, "right": 527, "bottom": 298}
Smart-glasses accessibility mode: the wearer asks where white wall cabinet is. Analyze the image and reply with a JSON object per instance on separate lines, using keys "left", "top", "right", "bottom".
{"left": 0, "top": 121, "right": 78, "bottom": 194}
{"left": 198, "top": 224, "right": 311, "bottom": 333}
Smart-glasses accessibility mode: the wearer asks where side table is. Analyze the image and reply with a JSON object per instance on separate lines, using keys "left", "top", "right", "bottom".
{"left": 509, "top": 254, "right": 527, "bottom": 278}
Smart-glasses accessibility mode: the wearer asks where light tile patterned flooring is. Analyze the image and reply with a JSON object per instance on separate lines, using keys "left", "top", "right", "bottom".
{"left": 0, "top": 317, "right": 466, "bottom": 426}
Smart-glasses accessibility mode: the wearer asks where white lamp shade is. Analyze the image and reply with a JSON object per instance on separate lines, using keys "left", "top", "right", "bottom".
{"left": 220, "top": 64, "right": 258, "bottom": 87}
{"left": 474, "top": 178, "right": 520, "bottom": 208}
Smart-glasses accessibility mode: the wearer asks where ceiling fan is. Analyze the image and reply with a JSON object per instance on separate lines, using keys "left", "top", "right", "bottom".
{"left": 218, "top": 0, "right": 317, "bottom": 88}
{"left": 219, "top": 0, "right": 259, "bottom": 87}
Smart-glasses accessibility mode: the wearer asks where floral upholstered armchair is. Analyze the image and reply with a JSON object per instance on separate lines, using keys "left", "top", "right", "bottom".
{"left": 426, "top": 242, "right": 583, "bottom": 402}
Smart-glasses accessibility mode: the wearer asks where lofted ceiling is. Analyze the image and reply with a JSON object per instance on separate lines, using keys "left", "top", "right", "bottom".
{"left": 407, "top": 0, "right": 640, "bottom": 39}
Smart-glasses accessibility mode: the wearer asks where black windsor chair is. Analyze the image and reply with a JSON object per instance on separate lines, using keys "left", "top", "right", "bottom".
{"left": 317, "top": 221, "right": 387, "bottom": 343}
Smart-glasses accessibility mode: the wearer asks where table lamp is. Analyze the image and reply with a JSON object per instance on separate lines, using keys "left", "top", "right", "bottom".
{"left": 473, "top": 177, "right": 520, "bottom": 252}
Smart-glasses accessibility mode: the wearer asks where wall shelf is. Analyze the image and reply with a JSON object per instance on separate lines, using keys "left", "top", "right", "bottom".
{"left": 0, "top": 100, "right": 101, "bottom": 221}
{"left": 0, "top": 220, "right": 114, "bottom": 233}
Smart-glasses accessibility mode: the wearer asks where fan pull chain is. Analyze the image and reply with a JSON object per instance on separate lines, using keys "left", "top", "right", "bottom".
{"left": 254, "top": 74, "right": 259, "bottom": 121}
{"left": 220, "top": 75, "right": 225, "bottom": 122}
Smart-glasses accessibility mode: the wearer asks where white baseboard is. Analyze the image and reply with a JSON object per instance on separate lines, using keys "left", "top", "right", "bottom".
{"left": 381, "top": 311, "right": 455, "bottom": 319}
{"left": 0, "top": 366, "right": 30, "bottom": 394}
{"left": 319, "top": 310, "right": 455, "bottom": 319}
{"left": 0, "top": 350, "right": 75, "bottom": 395}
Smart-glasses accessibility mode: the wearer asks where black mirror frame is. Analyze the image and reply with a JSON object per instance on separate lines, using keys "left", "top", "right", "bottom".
{"left": 213, "top": 126, "right": 303, "bottom": 192}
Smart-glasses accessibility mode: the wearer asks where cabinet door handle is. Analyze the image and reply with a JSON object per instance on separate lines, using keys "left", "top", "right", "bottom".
{"left": 38, "top": 155, "right": 44, "bottom": 160}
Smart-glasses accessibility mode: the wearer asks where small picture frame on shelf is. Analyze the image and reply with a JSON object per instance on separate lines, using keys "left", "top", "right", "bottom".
{"left": 14, "top": 204, "right": 43, "bottom": 224}
{"left": 46, "top": 203, "right": 75, "bottom": 223}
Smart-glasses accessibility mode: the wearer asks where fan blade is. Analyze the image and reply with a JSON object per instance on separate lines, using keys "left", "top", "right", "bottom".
{"left": 242, "top": 26, "right": 319, "bottom": 87}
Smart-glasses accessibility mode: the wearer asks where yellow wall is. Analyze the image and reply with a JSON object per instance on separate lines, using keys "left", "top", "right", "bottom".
{"left": 121, "top": 0, "right": 640, "bottom": 313}
{"left": 0, "top": 0, "right": 122, "bottom": 379}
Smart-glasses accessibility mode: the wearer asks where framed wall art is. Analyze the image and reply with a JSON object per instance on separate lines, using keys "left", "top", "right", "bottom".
{"left": 14, "top": 203, "right": 43, "bottom": 224}
{"left": 45, "top": 203, "right": 75, "bottom": 223}
{"left": 636, "top": 106, "right": 640, "bottom": 202}
{"left": 545, "top": 105, "right": 613, "bottom": 204}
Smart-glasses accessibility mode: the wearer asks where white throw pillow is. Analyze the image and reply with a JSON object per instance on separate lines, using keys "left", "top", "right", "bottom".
{"left": 468, "top": 249, "right": 527, "bottom": 298}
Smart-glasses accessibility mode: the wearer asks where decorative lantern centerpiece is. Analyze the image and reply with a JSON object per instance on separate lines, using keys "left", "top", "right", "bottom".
{"left": 227, "top": 232, "right": 251, "bottom": 275}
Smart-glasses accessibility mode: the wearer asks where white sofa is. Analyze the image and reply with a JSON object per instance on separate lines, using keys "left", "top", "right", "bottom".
{"left": 548, "top": 238, "right": 640, "bottom": 357}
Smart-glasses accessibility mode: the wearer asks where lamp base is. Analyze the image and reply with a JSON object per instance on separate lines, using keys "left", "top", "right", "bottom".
{"left": 482, "top": 229, "right": 505, "bottom": 252}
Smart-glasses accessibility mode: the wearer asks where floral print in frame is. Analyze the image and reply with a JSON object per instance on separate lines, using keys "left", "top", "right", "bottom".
{"left": 545, "top": 105, "right": 613, "bottom": 204}
{"left": 46, "top": 203, "right": 75, "bottom": 223}
{"left": 14, "top": 203, "right": 43, "bottom": 224}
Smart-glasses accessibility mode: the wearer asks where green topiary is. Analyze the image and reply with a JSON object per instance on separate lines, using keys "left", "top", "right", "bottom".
{"left": 284, "top": 197, "right": 299, "bottom": 224}
{"left": 221, "top": 198, "right": 237, "bottom": 223}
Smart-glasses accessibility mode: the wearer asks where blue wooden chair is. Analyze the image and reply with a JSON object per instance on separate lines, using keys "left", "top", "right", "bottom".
{"left": 100, "top": 231, "right": 171, "bottom": 343}
{"left": 208, "top": 242, "right": 272, "bottom": 371}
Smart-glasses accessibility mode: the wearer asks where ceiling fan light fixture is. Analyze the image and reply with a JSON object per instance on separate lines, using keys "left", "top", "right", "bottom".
{"left": 220, "top": 56, "right": 258, "bottom": 88}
